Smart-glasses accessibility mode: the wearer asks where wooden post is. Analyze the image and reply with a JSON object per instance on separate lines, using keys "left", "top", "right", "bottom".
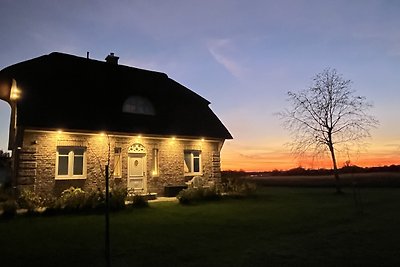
{"left": 105, "top": 164, "right": 111, "bottom": 267}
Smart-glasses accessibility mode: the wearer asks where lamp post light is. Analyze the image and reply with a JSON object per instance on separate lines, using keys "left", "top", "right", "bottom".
{"left": 103, "top": 134, "right": 111, "bottom": 267}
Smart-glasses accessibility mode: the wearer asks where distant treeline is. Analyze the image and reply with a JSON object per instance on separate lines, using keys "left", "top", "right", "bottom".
{"left": 222, "top": 164, "right": 400, "bottom": 178}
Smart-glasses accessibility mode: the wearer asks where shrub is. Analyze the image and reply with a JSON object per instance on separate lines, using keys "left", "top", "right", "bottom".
{"left": 0, "top": 191, "right": 10, "bottom": 203}
{"left": 18, "top": 189, "right": 43, "bottom": 211}
{"left": 1, "top": 200, "right": 17, "bottom": 218}
{"left": 109, "top": 186, "right": 127, "bottom": 210}
{"left": 222, "top": 177, "right": 257, "bottom": 198}
{"left": 202, "top": 187, "right": 221, "bottom": 201}
{"left": 127, "top": 194, "right": 149, "bottom": 208}
{"left": 126, "top": 189, "right": 148, "bottom": 208}
{"left": 54, "top": 187, "right": 112, "bottom": 212}
{"left": 82, "top": 189, "right": 105, "bottom": 210}
{"left": 177, "top": 186, "right": 220, "bottom": 204}
{"left": 56, "top": 187, "right": 87, "bottom": 211}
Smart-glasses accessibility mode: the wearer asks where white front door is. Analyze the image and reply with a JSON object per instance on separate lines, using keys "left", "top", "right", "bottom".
{"left": 127, "top": 154, "right": 146, "bottom": 192}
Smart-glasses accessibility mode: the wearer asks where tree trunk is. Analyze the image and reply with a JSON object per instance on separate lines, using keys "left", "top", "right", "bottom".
{"left": 328, "top": 142, "right": 342, "bottom": 194}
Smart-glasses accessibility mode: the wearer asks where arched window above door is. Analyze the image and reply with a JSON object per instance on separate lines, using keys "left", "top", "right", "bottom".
{"left": 128, "top": 143, "right": 146, "bottom": 154}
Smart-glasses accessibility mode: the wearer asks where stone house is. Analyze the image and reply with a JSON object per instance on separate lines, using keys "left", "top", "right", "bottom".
{"left": 0, "top": 52, "right": 232, "bottom": 196}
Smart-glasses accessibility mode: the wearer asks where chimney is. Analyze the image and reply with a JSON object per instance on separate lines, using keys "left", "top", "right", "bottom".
{"left": 105, "top": 52, "right": 119, "bottom": 65}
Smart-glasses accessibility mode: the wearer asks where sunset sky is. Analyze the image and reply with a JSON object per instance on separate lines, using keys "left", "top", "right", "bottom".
{"left": 0, "top": 0, "right": 399, "bottom": 171}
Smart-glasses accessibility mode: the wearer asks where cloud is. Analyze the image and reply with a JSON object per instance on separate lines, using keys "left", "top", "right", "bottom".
{"left": 207, "top": 38, "right": 248, "bottom": 79}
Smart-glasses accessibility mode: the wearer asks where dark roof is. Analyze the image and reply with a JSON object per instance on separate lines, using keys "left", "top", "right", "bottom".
{"left": 0, "top": 52, "right": 232, "bottom": 139}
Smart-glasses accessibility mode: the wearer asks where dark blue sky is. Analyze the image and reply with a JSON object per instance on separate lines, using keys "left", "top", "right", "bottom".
{"left": 1, "top": 0, "right": 399, "bottom": 170}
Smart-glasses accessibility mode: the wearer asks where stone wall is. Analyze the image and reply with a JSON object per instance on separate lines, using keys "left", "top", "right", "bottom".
{"left": 17, "top": 129, "right": 224, "bottom": 196}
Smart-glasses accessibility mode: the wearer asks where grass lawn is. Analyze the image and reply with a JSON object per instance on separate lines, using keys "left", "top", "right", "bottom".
{"left": 1, "top": 187, "right": 400, "bottom": 267}
{"left": 249, "top": 172, "right": 400, "bottom": 187}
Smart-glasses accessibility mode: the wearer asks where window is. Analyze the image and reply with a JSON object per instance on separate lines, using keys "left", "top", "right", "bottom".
{"left": 152, "top": 148, "right": 159, "bottom": 176}
{"left": 122, "top": 96, "right": 155, "bottom": 115}
{"left": 113, "top": 147, "right": 122, "bottom": 178}
{"left": 56, "top": 147, "right": 86, "bottom": 179}
{"left": 184, "top": 150, "right": 201, "bottom": 175}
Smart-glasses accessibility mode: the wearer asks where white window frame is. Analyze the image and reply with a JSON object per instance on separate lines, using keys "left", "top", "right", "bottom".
{"left": 55, "top": 147, "right": 87, "bottom": 179}
{"left": 184, "top": 150, "right": 202, "bottom": 176}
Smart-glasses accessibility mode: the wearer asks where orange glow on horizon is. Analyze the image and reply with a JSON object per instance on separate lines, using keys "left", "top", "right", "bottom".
{"left": 220, "top": 143, "right": 400, "bottom": 172}
{"left": 221, "top": 155, "right": 400, "bottom": 172}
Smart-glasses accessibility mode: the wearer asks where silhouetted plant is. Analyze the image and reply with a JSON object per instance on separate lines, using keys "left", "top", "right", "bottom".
{"left": 126, "top": 193, "right": 148, "bottom": 208}
{"left": 109, "top": 186, "right": 127, "bottom": 210}
{"left": 222, "top": 177, "right": 257, "bottom": 198}
{"left": 0, "top": 186, "right": 12, "bottom": 202}
{"left": 55, "top": 187, "right": 87, "bottom": 211}
{"left": 17, "top": 189, "right": 43, "bottom": 211}
{"left": 1, "top": 200, "right": 17, "bottom": 218}
{"left": 177, "top": 186, "right": 220, "bottom": 204}
{"left": 81, "top": 189, "right": 105, "bottom": 210}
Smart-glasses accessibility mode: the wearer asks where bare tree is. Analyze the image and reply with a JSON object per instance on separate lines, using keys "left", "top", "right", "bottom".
{"left": 278, "top": 68, "right": 378, "bottom": 193}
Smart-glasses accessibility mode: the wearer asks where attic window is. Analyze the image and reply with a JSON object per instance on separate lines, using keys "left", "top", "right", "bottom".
{"left": 122, "top": 96, "right": 155, "bottom": 115}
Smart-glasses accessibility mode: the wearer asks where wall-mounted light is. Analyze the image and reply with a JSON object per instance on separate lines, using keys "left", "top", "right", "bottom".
{"left": 10, "top": 79, "right": 21, "bottom": 100}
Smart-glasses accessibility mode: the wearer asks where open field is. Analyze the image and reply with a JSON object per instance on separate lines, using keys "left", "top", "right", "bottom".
{"left": 1, "top": 187, "right": 400, "bottom": 267}
{"left": 248, "top": 172, "right": 400, "bottom": 187}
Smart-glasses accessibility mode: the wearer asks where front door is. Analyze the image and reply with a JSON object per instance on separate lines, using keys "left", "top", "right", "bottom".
{"left": 128, "top": 154, "right": 146, "bottom": 192}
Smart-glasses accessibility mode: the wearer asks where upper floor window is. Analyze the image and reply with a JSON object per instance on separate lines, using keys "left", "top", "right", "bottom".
{"left": 122, "top": 96, "right": 155, "bottom": 115}
{"left": 56, "top": 147, "right": 87, "bottom": 179}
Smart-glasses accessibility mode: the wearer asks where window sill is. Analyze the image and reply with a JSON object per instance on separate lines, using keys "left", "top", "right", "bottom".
{"left": 184, "top": 173, "right": 203, "bottom": 177}
{"left": 55, "top": 177, "right": 87, "bottom": 180}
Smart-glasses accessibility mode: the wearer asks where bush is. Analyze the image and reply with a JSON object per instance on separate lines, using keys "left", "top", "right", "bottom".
{"left": 55, "top": 187, "right": 87, "bottom": 211}
{"left": 126, "top": 189, "right": 148, "bottom": 208}
{"left": 53, "top": 186, "right": 130, "bottom": 212}
{"left": 127, "top": 194, "right": 149, "bottom": 208}
{"left": 0, "top": 185, "right": 14, "bottom": 203}
{"left": 18, "top": 189, "right": 43, "bottom": 211}
{"left": 81, "top": 189, "right": 105, "bottom": 211}
{"left": 177, "top": 186, "right": 220, "bottom": 205}
{"left": 109, "top": 186, "right": 127, "bottom": 210}
{"left": 222, "top": 177, "right": 257, "bottom": 198}
{"left": 1, "top": 200, "right": 17, "bottom": 218}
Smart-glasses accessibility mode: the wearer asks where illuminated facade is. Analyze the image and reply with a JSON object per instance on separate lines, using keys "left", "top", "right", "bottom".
{"left": 0, "top": 52, "right": 232, "bottom": 196}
